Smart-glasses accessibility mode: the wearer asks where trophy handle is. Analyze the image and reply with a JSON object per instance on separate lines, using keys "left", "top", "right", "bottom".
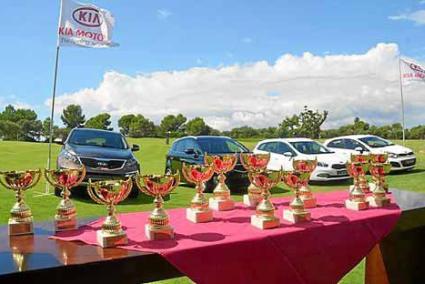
{"left": 30, "top": 169, "right": 42, "bottom": 189}
{"left": 135, "top": 174, "right": 155, "bottom": 196}
{"left": 74, "top": 166, "right": 87, "bottom": 187}
{"left": 44, "top": 169, "right": 62, "bottom": 189}
{"left": 87, "top": 179, "right": 107, "bottom": 205}
{"left": 0, "top": 173, "right": 10, "bottom": 189}
{"left": 181, "top": 163, "right": 195, "bottom": 184}
{"left": 118, "top": 178, "right": 133, "bottom": 203}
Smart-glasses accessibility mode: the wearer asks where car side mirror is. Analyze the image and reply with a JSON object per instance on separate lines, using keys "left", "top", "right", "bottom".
{"left": 184, "top": 148, "right": 196, "bottom": 155}
{"left": 283, "top": 152, "right": 293, "bottom": 157}
{"left": 131, "top": 144, "right": 140, "bottom": 152}
{"left": 354, "top": 146, "right": 364, "bottom": 153}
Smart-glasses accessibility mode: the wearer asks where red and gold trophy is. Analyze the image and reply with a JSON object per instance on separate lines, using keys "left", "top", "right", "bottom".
{"left": 293, "top": 159, "right": 317, "bottom": 208}
{"left": 44, "top": 166, "right": 86, "bottom": 231}
{"left": 240, "top": 153, "right": 270, "bottom": 208}
{"left": 205, "top": 154, "right": 237, "bottom": 211}
{"left": 87, "top": 178, "right": 133, "bottom": 247}
{"left": 367, "top": 154, "right": 391, "bottom": 207}
{"left": 282, "top": 171, "right": 311, "bottom": 223}
{"left": 345, "top": 160, "right": 369, "bottom": 211}
{"left": 182, "top": 163, "right": 215, "bottom": 223}
{"left": 0, "top": 170, "right": 41, "bottom": 235}
{"left": 249, "top": 170, "right": 281, "bottom": 229}
{"left": 136, "top": 173, "right": 180, "bottom": 240}
{"left": 350, "top": 153, "right": 371, "bottom": 193}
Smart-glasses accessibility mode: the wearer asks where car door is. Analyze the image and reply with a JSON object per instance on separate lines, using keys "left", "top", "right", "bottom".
{"left": 255, "top": 142, "right": 282, "bottom": 171}
{"left": 276, "top": 142, "right": 296, "bottom": 170}
{"left": 326, "top": 139, "right": 347, "bottom": 155}
{"left": 344, "top": 139, "right": 370, "bottom": 157}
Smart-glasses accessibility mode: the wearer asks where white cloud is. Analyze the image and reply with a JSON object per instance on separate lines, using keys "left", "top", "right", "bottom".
{"left": 389, "top": 10, "right": 425, "bottom": 25}
{"left": 157, "top": 9, "right": 172, "bottom": 20}
{"left": 46, "top": 43, "right": 425, "bottom": 131}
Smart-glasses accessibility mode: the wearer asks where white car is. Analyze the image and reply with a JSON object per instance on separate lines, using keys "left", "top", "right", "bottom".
{"left": 253, "top": 138, "right": 350, "bottom": 181}
{"left": 324, "top": 135, "right": 416, "bottom": 171}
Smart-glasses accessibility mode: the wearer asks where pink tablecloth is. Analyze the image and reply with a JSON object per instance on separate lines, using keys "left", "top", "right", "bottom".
{"left": 52, "top": 190, "right": 401, "bottom": 284}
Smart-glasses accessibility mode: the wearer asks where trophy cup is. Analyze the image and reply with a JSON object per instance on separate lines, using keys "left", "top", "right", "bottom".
{"left": 182, "top": 163, "right": 215, "bottom": 223}
{"left": 87, "top": 178, "right": 133, "bottom": 247}
{"left": 345, "top": 160, "right": 369, "bottom": 211}
{"left": 0, "top": 170, "right": 41, "bottom": 235}
{"left": 240, "top": 153, "right": 270, "bottom": 207}
{"left": 292, "top": 159, "right": 317, "bottom": 208}
{"left": 350, "top": 153, "right": 371, "bottom": 193}
{"left": 44, "top": 166, "right": 86, "bottom": 231}
{"left": 282, "top": 171, "right": 311, "bottom": 223}
{"left": 249, "top": 170, "right": 281, "bottom": 229}
{"left": 204, "top": 154, "right": 237, "bottom": 211}
{"left": 367, "top": 154, "right": 391, "bottom": 207}
{"left": 136, "top": 173, "right": 180, "bottom": 240}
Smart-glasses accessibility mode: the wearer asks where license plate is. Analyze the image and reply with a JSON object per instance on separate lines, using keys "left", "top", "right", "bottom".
{"left": 404, "top": 159, "right": 415, "bottom": 165}
{"left": 337, "top": 170, "right": 347, "bottom": 176}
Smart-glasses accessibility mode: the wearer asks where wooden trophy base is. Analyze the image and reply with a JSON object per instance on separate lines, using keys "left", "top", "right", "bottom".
{"left": 301, "top": 197, "right": 317, "bottom": 208}
{"left": 186, "top": 208, "right": 213, "bottom": 223}
{"left": 367, "top": 196, "right": 391, "bottom": 208}
{"left": 209, "top": 198, "right": 235, "bottom": 211}
{"left": 145, "top": 224, "right": 174, "bottom": 240}
{"left": 243, "top": 194, "right": 261, "bottom": 208}
{"left": 96, "top": 230, "right": 128, "bottom": 248}
{"left": 250, "top": 215, "right": 280, "bottom": 230}
{"left": 55, "top": 216, "right": 77, "bottom": 232}
{"left": 8, "top": 219, "right": 33, "bottom": 236}
{"left": 283, "top": 210, "right": 311, "bottom": 223}
{"left": 345, "top": 199, "right": 369, "bottom": 211}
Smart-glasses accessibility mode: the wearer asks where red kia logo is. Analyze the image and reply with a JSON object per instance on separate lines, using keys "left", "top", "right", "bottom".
{"left": 72, "top": 7, "right": 103, "bottom": 27}
{"left": 410, "top": 63, "right": 425, "bottom": 73}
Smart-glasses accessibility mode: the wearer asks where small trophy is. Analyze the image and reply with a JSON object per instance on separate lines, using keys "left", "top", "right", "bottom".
{"left": 249, "top": 170, "right": 281, "bottom": 229}
{"left": 282, "top": 171, "right": 311, "bottom": 223}
{"left": 345, "top": 161, "right": 369, "bottom": 211}
{"left": 87, "top": 178, "right": 133, "bottom": 247}
{"left": 240, "top": 153, "right": 270, "bottom": 208}
{"left": 367, "top": 154, "right": 391, "bottom": 207}
{"left": 350, "top": 153, "right": 371, "bottom": 193}
{"left": 182, "top": 163, "right": 215, "bottom": 223}
{"left": 0, "top": 170, "right": 41, "bottom": 235}
{"left": 293, "top": 159, "right": 317, "bottom": 208}
{"left": 44, "top": 166, "right": 86, "bottom": 231}
{"left": 136, "top": 173, "right": 180, "bottom": 240}
{"left": 205, "top": 154, "right": 237, "bottom": 211}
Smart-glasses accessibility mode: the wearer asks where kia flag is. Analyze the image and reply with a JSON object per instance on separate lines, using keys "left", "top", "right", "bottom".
{"left": 58, "top": 0, "right": 118, "bottom": 48}
{"left": 400, "top": 58, "right": 425, "bottom": 84}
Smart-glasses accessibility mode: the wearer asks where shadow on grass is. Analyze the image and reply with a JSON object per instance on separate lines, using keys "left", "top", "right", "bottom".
{"left": 311, "top": 179, "right": 352, "bottom": 187}
{"left": 388, "top": 168, "right": 425, "bottom": 176}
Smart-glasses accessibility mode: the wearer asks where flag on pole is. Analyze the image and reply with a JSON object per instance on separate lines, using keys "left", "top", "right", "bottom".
{"left": 58, "top": 0, "right": 118, "bottom": 48}
{"left": 400, "top": 58, "right": 425, "bottom": 84}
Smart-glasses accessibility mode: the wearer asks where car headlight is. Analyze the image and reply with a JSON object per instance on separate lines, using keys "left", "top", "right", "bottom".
{"left": 57, "top": 150, "right": 80, "bottom": 168}
{"left": 125, "top": 157, "right": 139, "bottom": 168}
{"left": 387, "top": 152, "right": 398, "bottom": 158}
{"left": 317, "top": 162, "right": 328, "bottom": 167}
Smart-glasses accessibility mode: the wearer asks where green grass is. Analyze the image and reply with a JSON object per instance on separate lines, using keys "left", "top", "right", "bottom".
{"left": 1, "top": 138, "right": 424, "bottom": 284}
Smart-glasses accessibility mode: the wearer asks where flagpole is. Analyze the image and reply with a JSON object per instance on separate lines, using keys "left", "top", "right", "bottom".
{"left": 398, "top": 57, "right": 406, "bottom": 145}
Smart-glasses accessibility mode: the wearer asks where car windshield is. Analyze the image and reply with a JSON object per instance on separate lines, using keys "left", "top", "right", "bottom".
{"left": 289, "top": 141, "right": 332, "bottom": 155}
{"left": 358, "top": 136, "right": 394, "bottom": 148}
{"left": 197, "top": 138, "right": 249, "bottom": 154}
{"left": 68, "top": 130, "right": 128, "bottom": 149}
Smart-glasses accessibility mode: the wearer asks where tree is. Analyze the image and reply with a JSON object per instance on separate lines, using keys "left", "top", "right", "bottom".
{"left": 128, "top": 115, "right": 156, "bottom": 137}
{"left": 186, "top": 117, "right": 211, "bottom": 136}
{"left": 298, "top": 106, "right": 328, "bottom": 139}
{"left": 0, "top": 105, "right": 42, "bottom": 141}
{"left": 160, "top": 114, "right": 187, "bottom": 137}
{"left": 277, "top": 114, "right": 301, "bottom": 137}
{"left": 42, "top": 117, "right": 60, "bottom": 142}
{"left": 85, "top": 113, "right": 113, "bottom": 130}
{"left": 118, "top": 114, "right": 136, "bottom": 136}
{"left": 61, "top": 104, "right": 85, "bottom": 129}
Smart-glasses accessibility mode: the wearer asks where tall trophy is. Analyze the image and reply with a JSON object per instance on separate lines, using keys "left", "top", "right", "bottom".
{"left": 44, "top": 166, "right": 86, "bottom": 231}
{"left": 240, "top": 153, "right": 270, "bottom": 207}
{"left": 182, "top": 163, "right": 214, "bottom": 223}
{"left": 0, "top": 170, "right": 41, "bottom": 235}
{"left": 345, "top": 160, "right": 369, "bottom": 211}
{"left": 205, "top": 154, "right": 237, "bottom": 211}
{"left": 282, "top": 171, "right": 311, "bottom": 223}
{"left": 350, "top": 153, "right": 371, "bottom": 193}
{"left": 87, "top": 178, "right": 133, "bottom": 247}
{"left": 293, "top": 159, "right": 317, "bottom": 208}
{"left": 249, "top": 170, "right": 281, "bottom": 229}
{"left": 367, "top": 154, "right": 391, "bottom": 207}
{"left": 136, "top": 173, "right": 180, "bottom": 240}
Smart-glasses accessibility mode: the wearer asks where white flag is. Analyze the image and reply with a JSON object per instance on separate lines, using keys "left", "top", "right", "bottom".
{"left": 58, "top": 0, "right": 118, "bottom": 48}
{"left": 400, "top": 58, "right": 425, "bottom": 84}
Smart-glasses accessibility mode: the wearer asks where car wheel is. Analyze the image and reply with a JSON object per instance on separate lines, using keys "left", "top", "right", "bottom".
{"left": 54, "top": 187, "right": 62, "bottom": 197}
{"left": 128, "top": 177, "right": 139, "bottom": 198}
{"left": 205, "top": 175, "right": 218, "bottom": 193}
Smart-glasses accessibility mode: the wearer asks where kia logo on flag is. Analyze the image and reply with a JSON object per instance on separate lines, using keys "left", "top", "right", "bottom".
{"left": 410, "top": 63, "right": 425, "bottom": 73}
{"left": 72, "top": 7, "right": 103, "bottom": 27}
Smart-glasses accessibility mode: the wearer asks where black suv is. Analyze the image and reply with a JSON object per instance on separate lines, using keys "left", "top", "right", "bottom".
{"left": 56, "top": 128, "right": 140, "bottom": 197}
{"left": 165, "top": 136, "right": 250, "bottom": 192}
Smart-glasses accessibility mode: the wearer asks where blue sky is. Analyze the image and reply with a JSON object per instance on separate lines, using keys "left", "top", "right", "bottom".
{"left": 0, "top": 0, "right": 424, "bottom": 128}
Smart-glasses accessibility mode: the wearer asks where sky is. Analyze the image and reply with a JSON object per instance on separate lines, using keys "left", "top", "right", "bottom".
{"left": 0, "top": 0, "right": 425, "bottom": 130}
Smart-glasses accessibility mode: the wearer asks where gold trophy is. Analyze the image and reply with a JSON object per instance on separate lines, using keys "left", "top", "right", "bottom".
{"left": 350, "top": 153, "right": 371, "bottom": 193}
{"left": 0, "top": 170, "right": 41, "bottom": 235}
{"left": 345, "top": 160, "right": 369, "bottom": 211}
{"left": 136, "top": 173, "right": 180, "bottom": 240}
{"left": 240, "top": 153, "right": 270, "bottom": 208}
{"left": 87, "top": 178, "right": 133, "bottom": 247}
{"left": 44, "top": 166, "right": 86, "bottom": 231}
{"left": 249, "top": 170, "right": 281, "bottom": 229}
{"left": 282, "top": 171, "right": 311, "bottom": 223}
{"left": 182, "top": 163, "right": 214, "bottom": 223}
{"left": 367, "top": 154, "right": 391, "bottom": 207}
{"left": 204, "top": 154, "right": 237, "bottom": 211}
{"left": 293, "top": 159, "right": 317, "bottom": 208}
